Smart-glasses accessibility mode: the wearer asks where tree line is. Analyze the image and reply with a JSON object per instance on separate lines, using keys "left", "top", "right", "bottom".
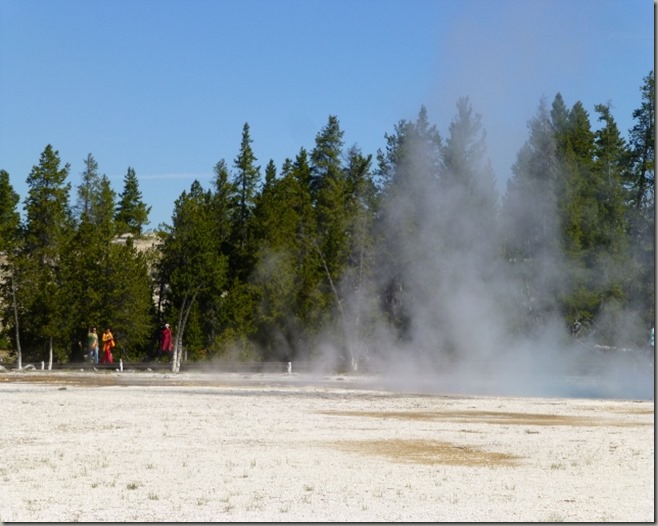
{"left": 0, "top": 71, "right": 653, "bottom": 372}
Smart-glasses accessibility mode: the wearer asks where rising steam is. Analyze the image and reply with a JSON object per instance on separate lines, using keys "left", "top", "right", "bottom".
{"left": 302, "top": 101, "right": 653, "bottom": 401}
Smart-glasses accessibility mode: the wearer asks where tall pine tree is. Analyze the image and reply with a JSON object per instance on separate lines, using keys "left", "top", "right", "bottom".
{"left": 115, "top": 166, "right": 151, "bottom": 236}
{"left": 20, "top": 145, "right": 73, "bottom": 365}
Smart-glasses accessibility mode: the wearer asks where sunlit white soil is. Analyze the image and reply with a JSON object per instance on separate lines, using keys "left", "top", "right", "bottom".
{"left": 0, "top": 370, "right": 653, "bottom": 522}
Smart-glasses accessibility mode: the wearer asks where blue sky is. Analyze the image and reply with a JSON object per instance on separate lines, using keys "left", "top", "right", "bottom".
{"left": 0, "top": 0, "right": 653, "bottom": 229}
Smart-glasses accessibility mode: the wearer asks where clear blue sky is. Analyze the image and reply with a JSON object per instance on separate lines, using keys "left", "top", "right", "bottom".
{"left": 0, "top": 0, "right": 653, "bottom": 229}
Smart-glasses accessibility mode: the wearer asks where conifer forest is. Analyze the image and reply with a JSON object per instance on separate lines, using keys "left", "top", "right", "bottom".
{"left": 0, "top": 71, "right": 654, "bottom": 374}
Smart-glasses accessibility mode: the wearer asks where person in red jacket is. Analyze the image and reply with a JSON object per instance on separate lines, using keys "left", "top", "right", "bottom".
{"left": 159, "top": 323, "right": 173, "bottom": 357}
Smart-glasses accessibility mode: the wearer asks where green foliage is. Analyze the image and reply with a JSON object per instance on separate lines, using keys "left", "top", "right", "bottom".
{"left": 0, "top": 71, "right": 653, "bottom": 367}
{"left": 228, "top": 123, "right": 261, "bottom": 282}
{"left": 115, "top": 167, "right": 151, "bottom": 235}
{"left": 622, "top": 70, "right": 655, "bottom": 331}
{"left": 17, "top": 145, "right": 74, "bottom": 361}
{"left": 502, "top": 85, "right": 652, "bottom": 344}
{"left": 0, "top": 169, "right": 21, "bottom": 252}
{"left": 157, "top": 179, "right": 229, "bottom": 366}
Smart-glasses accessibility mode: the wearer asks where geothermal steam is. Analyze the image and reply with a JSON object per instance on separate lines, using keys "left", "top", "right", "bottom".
{"left": 325, "top": 102, "right": 653, "bottom": 401}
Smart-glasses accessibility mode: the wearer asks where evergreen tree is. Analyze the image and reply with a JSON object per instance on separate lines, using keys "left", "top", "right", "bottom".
{"left": 623, "top": 71, "right": 655, "bottom": 338}
{"left": 550, "top": 92, "right": 570, "bottom": 144}
{"left": 502, "top": 98, "right": 561, "bottom": 259}
{"left": 310, "top": 116, "right": 350, "bottom": 346}
{"left": 97, "top": 175, "right": 118, "bottom": 240}
{"left": 20, "top": 145, "right": 73, "bottom": 365}
{"left": 75, "top": 153, "right": 103, "bottom": 224}
{"left": 200, "top": 159, "right": 237, "bottom": 355}
{"left": 375, "top": 106, "right": 443, "bottom": 344}
{"left": 283, "top": 149, "right": 323, "bottom": 358}
{"left": 557, "top": 100, "right": 620, "bottom": 333}
{"left": 310, "top": 115, "right": 344, "bottom": 201}
{"left": 340, "top": 146, "right": 378, "bottom": 368}
{"left": 625, "top": 70, "right": 654, "bottom": 211}
{"left": 61, "top": 162, "right": 121, "bottom": 359}
{"left": 160, "top": 180, "right": 229, "bottom": 369}
{"left": 436, "top": 98, "right": 500, "bottom": 360}
{"left": 584, "top": 102, "right": 634, "bottom": 344}
{"left": 23, "top": 145, "right": 73, "bottom": 257}
{"left": 0, "top": 170, "right": 21, "bottom": 253}
{"left": 251, "top": 157, "right": 306, "bottom": 359}
{"left": 262, "top": 159, "right": 277, "bottom": 192}
{"left": 100, "top": 241, "right": 157, "bottom": 360}
{"left": 229, "top": 123, "right": 260, "bottom": 280}
{"left": 212, "top": 124, "right": 263, "bottom": 356}
{"left": 0, "top": 170, "right": 23, "bottom": 365}
{"left": 115, "top": 166, "right": 151, "bottom": 236}
{"left": 210, "top": 159, "right": 236, "bottom": 257}
{"left": 591, "top": 102, "right": 629, "bottom": 258}
{"left": 500, "top": 98, "right": 564, "bottom": 333}
{"left": 440, "top": 97, "right": 499, "bottom": 257}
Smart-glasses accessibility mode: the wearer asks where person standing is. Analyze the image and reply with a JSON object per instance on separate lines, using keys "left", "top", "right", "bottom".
{"left": 87, "top": 327, "right": 99, "bottom": 365}
{"left": 101, "top": 327, "right": 115, "bottom": 364}
{"left": 159, "top": 323, "right": 173, "bottom": 357}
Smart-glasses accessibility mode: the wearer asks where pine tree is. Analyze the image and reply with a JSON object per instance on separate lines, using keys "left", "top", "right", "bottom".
{"left": 583, "top": 102, "right": 634, "bottom": 344}
{"left": 548, "top": 98, "right": 586, "bottom": 329}
{"left": 97, "top": 175, "right": 118, "bottom": 240}
{"left": 375, "top": 106, "right": 443, "bottom": 343}
{"left": 76, "top": 153, "right": 103, "bottom": 224}
{"left": 436, "top": 98, "right": 500, "bottom": 359}
{"left": 285, "top": 149, "right": 323, "bottom": 358}
{"left": 440, "top": 97, "right": 499, "bottom": 258}
{"left": 251, "top": 157, "right": 306, "bottom": 359}
{"left": 310, "top": 115, "right": 344, "bottom": 201}
{"left": 625, "top": 70, "right": 654, "bottom": 211}
{"left": 115, "top": 166, "right": 151, "bottom": 236}
{"left": 210, "top": 124, "right": 263, "bottom": 358}
{"left": 0, "top": 170, "right": 23, "bottom": 366}
{"left": 623, "top": 71, "right": 655, "bottom": 338}
{"left": 199, "top": 159, "right": 240, "bottom": 357}
{"left": 341, "top": 146, "right": 378, "bottom": 368}
{"left": 160, "top": 180, "right": 229, "bottom": 370}
{"left": 0, "top": 170, "right": 21, "bottom": 253}
{"left": 229, "top": 123, "right": 260, "bottom": 280}
{"left": 211, "top": 159, "right": 237, "bottom": 257}
{"left": 592, "top": 102, "right": 628, "bottom": 257}
{"left": 20, "top": 145, "right": 73, "bottom": 366}
{"left": 24, "top": 145, "right": 73, "bottom": 258}
{"left": 102, "top": 240, "right": 157, "bottom": 360}
{"left": 500, "top": 98, "right": 564, "bottom": 334}
{"left": 310, "top": 116, "right": 349, "bottom": 332}
{"left": 61, "top": 160, "right": 119, "bottom": 359}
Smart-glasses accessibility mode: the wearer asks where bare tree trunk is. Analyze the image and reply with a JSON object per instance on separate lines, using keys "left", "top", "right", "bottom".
{"left": 171, "top": 288, "right": 200, "bottom": 373}
{"left": 48, "top": 336, "right": 53, "bottom": 371}
{"left": 174, "top": 329, "right": 184, "bottom": 372}
{"left": 10, "top": 273, "right": 22, "bottom": 370}
{"left": 171, "top": 303, "right": 186, "bottom": 373}
{"left": 316, "top": 247, "right": 355, "bottom": 371}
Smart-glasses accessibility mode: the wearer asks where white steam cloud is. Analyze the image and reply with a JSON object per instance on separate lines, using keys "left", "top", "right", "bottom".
{"left": 293, "top": 102, "right": 653, "bottom": 402}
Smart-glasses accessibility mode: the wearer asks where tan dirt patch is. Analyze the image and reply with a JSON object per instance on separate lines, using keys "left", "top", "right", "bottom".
{"left": 321, "top": 409, "right": 649, "bottom": 427}
{"left": 332, "top": 438, "right": 521, "bottom": 466}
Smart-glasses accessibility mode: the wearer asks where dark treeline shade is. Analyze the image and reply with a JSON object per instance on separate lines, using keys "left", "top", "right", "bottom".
{"left": 0, "top": 71, "right": 654, "bottom": 368}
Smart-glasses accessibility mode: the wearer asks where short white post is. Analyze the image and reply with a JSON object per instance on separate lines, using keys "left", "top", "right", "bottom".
{"left": 287, "top": 361, "right": 292, "bottom": 374}
{"left": 41, "top": 361, "right": 44, "bottom": 370}
{"left": 119, "top": 359, "right": 123, "bottom": 372}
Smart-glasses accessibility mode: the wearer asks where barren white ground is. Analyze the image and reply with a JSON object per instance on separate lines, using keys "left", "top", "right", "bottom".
{"left": 0, "top": 370, "right": 653, "bottom": 522}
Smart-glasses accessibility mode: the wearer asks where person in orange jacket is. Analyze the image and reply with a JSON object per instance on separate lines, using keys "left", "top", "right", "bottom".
{"left": 101, "top": 327, "right": 115, "bottom": 364}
